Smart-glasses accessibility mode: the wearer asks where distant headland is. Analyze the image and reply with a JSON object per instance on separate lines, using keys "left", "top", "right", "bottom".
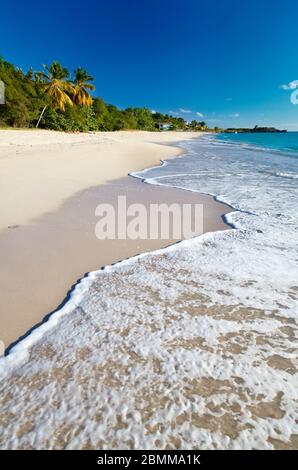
{"left": 224, "top": 125, "right": 287, "bottom": 134}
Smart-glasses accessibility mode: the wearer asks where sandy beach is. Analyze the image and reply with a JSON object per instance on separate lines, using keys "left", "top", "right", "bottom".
{"left": 0, "top": 130, "right": 197, "bottom": 232}
{"left": 0, "top": 130, "right": 230, "bottom": 349}
{"left": 0, "top": 130, "right": 296, "bottom": 451}
{"left": 1, "top": 0, "right": 297, "bottom": 455}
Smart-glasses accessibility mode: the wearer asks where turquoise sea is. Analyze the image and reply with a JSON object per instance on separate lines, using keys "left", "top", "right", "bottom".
{"left": 216, "top": 131, "right": 298, "bottom": 158}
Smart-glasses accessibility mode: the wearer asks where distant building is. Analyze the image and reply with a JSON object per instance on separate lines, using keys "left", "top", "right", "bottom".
{"left": 157, "top": 122, "right": 172, "bottom": 131}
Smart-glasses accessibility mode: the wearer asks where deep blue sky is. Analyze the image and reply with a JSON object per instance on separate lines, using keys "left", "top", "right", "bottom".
{"left": 1, "top": 0, "right": 298, "bottom": 129}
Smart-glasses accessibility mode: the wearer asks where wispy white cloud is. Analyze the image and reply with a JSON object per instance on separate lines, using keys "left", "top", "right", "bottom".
{"left": 196, "top": 111, "right": 204, "bottom": 117}
{"left": 229, "top": 113, "right": 240, "bottom": 118}
{"left": 280, "top": 80, "right": 298, "bottom": 90}
{"left": 179, "top": 108, "right": 192, "bottom": 113}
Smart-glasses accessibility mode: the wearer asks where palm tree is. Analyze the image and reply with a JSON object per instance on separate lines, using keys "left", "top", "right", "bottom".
{"left": 35, "top": 61, "right": 74, "bottom": 128}
{"left": 72, "top": 67, "right": 95, "bottom": 106}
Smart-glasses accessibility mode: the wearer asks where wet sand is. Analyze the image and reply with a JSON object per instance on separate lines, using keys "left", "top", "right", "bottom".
{"left": 0, "top": 175, "right": 231, "bottom": 349}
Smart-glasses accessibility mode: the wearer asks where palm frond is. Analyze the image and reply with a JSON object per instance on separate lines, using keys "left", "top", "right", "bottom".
{"left": 84, "top": 83, "right": 95, "bottom": 90}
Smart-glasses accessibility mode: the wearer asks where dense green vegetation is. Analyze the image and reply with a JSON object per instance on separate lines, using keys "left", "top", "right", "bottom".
{"left": 0, "top": 57, "right": 211, "bottom": 132}
{"left": 0, "top": 57, "right": 287, "bottom": 134}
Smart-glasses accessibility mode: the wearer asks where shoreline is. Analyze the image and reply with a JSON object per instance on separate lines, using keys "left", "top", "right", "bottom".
{"left": 0, "top": 131, "right": 296, "bottom": 451}
{"left": 0, "top": 130, "right": 231, "bottom": 353}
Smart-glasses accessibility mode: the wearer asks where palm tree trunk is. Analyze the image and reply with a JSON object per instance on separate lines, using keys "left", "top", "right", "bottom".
{"left": 36, "top": 105, "right": 47, "bottom": 128}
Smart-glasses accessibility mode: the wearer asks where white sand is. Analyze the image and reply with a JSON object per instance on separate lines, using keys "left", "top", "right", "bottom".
{"left": 0, "top": 130, "right": 201, "bottom": 232}
{"left": 0, "top": 130, "right": 233, "bottom": 348}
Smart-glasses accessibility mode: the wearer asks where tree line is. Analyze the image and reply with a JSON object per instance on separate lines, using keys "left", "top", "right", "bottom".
{"left": 0, "top": 57, "right": 213, "bottom": 132}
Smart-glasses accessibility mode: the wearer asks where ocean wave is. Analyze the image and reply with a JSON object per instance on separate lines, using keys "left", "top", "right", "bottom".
{"left": 0, "top": 135, "right": 297, "bottom": 449}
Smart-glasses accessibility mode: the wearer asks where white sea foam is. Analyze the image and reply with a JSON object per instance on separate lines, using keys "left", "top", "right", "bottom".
{"left": 0, "top": 135, "right": 297, "bottom": 449}
{"left": 274, "top": 171, "right": 298, "bottom": 179}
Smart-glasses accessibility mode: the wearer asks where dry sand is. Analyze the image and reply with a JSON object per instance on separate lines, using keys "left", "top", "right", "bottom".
{"left": 0, "top": 130, "right": 231, "bottom": 349}
{"left": 0, "top": 130, "right": 198, "bottom": 232}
